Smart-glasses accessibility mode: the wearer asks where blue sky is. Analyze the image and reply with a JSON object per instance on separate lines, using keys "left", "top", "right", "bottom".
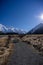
{"left": 0, "top": 0, "right": 43, "bottom": 31}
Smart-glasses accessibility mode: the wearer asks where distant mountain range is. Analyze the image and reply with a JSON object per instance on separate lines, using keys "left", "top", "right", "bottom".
{"left": 0, "top": 24, "right": 26, "bottom": 34}
{"left": 0, "top": 23, "right": 43, "bottom": 35}
{"left": 27, "top": 23, "right": 43, "bottom": 34}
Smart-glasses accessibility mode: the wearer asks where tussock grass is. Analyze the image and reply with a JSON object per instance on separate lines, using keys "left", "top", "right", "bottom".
{"left": 0, "top": 36, "right": 14, "bottom": 65}
{"left": 22, "top": 34, "right": 43, "bottom": 55}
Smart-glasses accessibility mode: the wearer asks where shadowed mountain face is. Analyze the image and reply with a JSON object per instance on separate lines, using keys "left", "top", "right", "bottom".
{"left": 27, "top": 23, "right": 43, "bottom": 34}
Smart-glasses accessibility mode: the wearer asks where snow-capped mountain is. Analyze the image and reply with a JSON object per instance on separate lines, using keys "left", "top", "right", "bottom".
{"left": 0, "top": 24, "right": 8, "bottom": 33}
{"left": 7, "top": 27, "right": 26, "bottom": 34}
{"left": 27, "top": 23, "right": 43, "bottom": 34}
{"left": 0, "top": 24, "right": 26, "bottom": 34}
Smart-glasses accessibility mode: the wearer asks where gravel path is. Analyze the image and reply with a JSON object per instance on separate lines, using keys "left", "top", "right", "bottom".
{"left": 7, "top": 42, "right": 43, "bottom": 65}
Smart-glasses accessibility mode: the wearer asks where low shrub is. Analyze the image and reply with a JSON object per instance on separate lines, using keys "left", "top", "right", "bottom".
{"left": 12, "top": 39, "right": 19, "bottom": 43}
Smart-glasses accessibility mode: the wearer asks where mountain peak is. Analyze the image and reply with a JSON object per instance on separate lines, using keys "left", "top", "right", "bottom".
{"left": 39, "top": 23, "right": 43, "bottom": 24}
{"left": 0, "top": 24, "right": 8, "bottom": 32}
{"left": 0, "top": 24, "right": 26, "bottom": 34}
{"left": 27, "top": 23, "right": 43, "bottom": 34}
{"left": 38, "top": 23, "right": 43, "bottom": 26}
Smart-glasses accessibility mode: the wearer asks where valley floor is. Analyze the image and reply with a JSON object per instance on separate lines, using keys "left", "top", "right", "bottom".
{"left": 7, "top": 42, "right": 43, "bottom": 65}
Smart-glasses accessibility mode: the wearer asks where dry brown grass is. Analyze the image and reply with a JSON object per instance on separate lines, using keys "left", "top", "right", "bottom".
{"left": 0, "top": 37, "right": 8, "bottom": 47}
{"left": 0, "top": 36, "right": 14, "bottom": 65}
{"left": 0, "top": 43, "right": 14, "bottom": 65}
{"left": 22, "top": 34, "right": 43, "bottom": 55}
{"left": 0, "top": 34, "right": 43, "bottom": 65}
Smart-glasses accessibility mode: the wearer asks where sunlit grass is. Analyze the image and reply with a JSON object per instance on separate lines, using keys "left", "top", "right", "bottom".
{"left": 0, "top": 36, "right": 14, "bottom": 65}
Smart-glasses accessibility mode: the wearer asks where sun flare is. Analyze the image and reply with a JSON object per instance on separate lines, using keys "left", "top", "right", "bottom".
{"left": 40, "top": 14, "right": 43, "bottom": 20}
{"left": 36, "top": 13, "right": 43, "bottom": 22}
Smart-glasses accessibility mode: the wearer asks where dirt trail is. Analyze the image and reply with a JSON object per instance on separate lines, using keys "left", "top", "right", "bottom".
{"left": 7, "top": 42, "right": 43, "bottom": 65}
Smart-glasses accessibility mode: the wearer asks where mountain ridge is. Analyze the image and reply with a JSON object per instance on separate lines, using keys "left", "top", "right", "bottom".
{"left": 27, "top": 23, "right": 43, "bottom": 34}
{"left": 0, "top": 24, "right": 26, "bottom": 34}
{"left": 0, "top": 23, "right": 43, "bottom": 34}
